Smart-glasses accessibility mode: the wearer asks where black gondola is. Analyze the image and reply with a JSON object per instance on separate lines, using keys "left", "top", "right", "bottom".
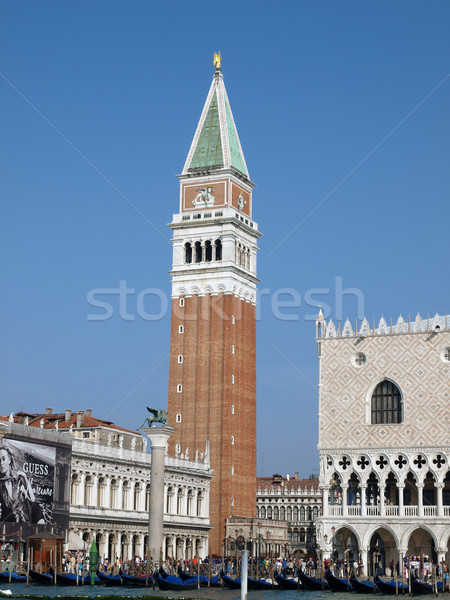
{"left": 28, "top": 569, "right": 53, "bottom": 584}
{"left": 248, "top": 576, "right": 277, "bottom": 590}
{"left": 96, "top": 570, "right": 122, "bottom": 586}
{"left": 375, "top": 575, "right": 409, "bottom": 595}
{"left": 120, "top": 572, "right": 153, "bottom": 586}
{"left": 156, "top": 574, "right": 198, "bottom": 591}
{"left": 187, "top": 573, "right": 221, "bottom": 587}
{"left": 298, "top": 570, "right": 330, "bottom": 591}
{"left": 411, "top": 576, "right": 443, "bottom": 595}
{"left": 326, "top": 570, "right": 353, "bottom": 592}
{"left": 350, "top": 575, "right": 377, "bottom": 593}
{"left": 275, "top": 573, "right": 301, "bottom": 589}
{"left": 0, "top": 572, "right": 27, "bottom": 583}
{"left": 56, "top": 572, "right": 95, "bottom": 585}
{"left": 221, "top": 571, "right": 242, "bottom": 589}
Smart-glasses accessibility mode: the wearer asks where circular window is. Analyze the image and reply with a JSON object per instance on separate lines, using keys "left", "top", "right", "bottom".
{"left": 440, "top": 347, "right": 450, "bottom": 363}
{"left": 351, "top": 352, "right": 367, "bottom": 368}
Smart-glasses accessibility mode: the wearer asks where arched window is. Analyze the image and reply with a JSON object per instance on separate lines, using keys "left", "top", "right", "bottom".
{"left": 122, "top": 480, "right": 130, "bottom": 510}
{"left": 293, "top": 506, "right": 298, "bottom": 521}
{"left": 205, "top": 240, "right": 212, "bottom": 262}
{"left": 197, "top": 491, "right": 203, "bottom": 516}
{"left": 300, "top": 506, "right": 305, "bottom": 520}
{"left": 194, "top": 241, "right": 202, "bottom": 263}
{"left": 287, "top": 506, "right": 292, "bottom": 520}
{"left": 177, "top": 489, "right": 184, "bottom": 514}
{"left": 187, "top": 489, "right": 194, "bottom": 515}
{"left": 133, "top": 483, "right": 141, "bottom": 511}
{"left": 280, "top": 506, "right": 285, "bottom": 520}
{"left": 260, "top": 506, "right": 266, "bottom": 519}
{"left": 371, "top": 380, "right": 402, "bottom": 424}
{"left": 215, "top": 239, "right": 222, "bottom": 261}
{"left": 313, "top": 506, "right": 319, "bottom": 519}
{"left": 267, "top": 506, "right": 273, "bottom": 519}
{"left": 184, "top": 243, "right": 192, "bottom": 264}
{"left": 166, "top": 487, "right": 173, "bottom": 513}
{"left": 273, "top": 506, "right": 279, "bottom": 520}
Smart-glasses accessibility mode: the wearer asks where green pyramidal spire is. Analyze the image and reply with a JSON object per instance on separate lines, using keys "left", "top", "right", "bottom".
{"left": 183, "top": 68, "right": 249, "bottom": 178}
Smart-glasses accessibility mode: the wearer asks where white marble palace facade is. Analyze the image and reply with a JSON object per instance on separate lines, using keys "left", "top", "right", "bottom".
{"left": 70, "top": 437, "right": 212, "bottom": 562}
{"left": 315, "top": 311, "right": 450, "bottom": 574}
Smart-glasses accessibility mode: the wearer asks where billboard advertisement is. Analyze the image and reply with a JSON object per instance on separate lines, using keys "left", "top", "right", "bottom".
{"left": 0, "top": 431, "right": 71, "bottom": 539}
{"left": 0, "top": 439, "right": 55, "bottom": 525}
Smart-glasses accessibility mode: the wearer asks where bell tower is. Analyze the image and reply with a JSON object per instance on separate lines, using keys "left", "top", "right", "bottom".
{"left": 167, "top": 55, "right": 261, "bottom": 553}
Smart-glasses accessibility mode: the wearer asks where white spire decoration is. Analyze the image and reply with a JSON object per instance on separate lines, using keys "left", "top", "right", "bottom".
{"left": 342, "top": 319, "right": 354, "bottom": 336}
{"left": 325, "top": 319, "right": 337, "bottom": 338}
{"left": 431, "top": 312, "right": 442, "bottom": 330}
{"left": 395, "top": 315, "right": 407, "bottom": 333}
{"left": 325, "top": 311, "right": 447, "bottom": 337}
{"left": 359, "top": 318, "right": 371, "bottom": 336}
{"left": 414, "top": 313, "right": 424, "bottom": 332}
{"left": 377, "top": 316, "right": 389, "bottom": 334}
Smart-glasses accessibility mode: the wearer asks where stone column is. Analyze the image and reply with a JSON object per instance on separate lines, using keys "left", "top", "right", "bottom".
{"left": 436, "top": 548, "right": 447, "bottom": 567}
{"left": 322, "top": 486, "right": 329, "bottom": 517}
{"left": 361, "top": 484, "right": 367, "bottom": 517}
{"left": 104, "top": 477, "right": 111, "bottom": 508}
{"left": 360, "top": 547, "right": 368, "bottom": 577}
{"left": 436, "top": 483, "right": 444, "bottom": 517}
{"left": 117, "top": 479, "right": 124, "bottom": 510}
{"left": 98, "top": 532, "right": 107, "bottom": 561}
{"left": 142, "top": 425, "right": 175, "bottom": 568}
{"left": 342, "top": 484, "right": 348, "bottom": 516}
{"left": 417, "top": 483, "right": 424, "bottom": 517}
{"left": 379, "top": 484, "right": 386, "bottom": 517}
{"left": 398, "top": 484, "right": 405, "bottom": 517}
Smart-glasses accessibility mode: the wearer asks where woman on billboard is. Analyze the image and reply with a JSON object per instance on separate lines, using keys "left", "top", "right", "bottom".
{"left": 0, "top": 442, "right": 45, "bottom": 524}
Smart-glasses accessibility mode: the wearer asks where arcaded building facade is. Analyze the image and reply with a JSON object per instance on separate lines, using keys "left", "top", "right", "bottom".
{"left": 257, "top": 474, "right": 322, "bottom": 555}
{"left": 167, "top": 62, "right": 260, "bottom": 553}
{"left": 316, "top": 311, "right": 450, "bottom": 573}
{"left": 3, "top": 409, "right": 212, "bottom": 561}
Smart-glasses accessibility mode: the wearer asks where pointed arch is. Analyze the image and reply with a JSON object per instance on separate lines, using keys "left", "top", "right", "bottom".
{"left": 365, "top": 378, "right": 403, "bottom": 424}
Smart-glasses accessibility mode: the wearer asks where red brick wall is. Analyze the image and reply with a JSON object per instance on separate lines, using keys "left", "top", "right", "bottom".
{"left": 168, "top": 293, "right": 256, "bottom": 553}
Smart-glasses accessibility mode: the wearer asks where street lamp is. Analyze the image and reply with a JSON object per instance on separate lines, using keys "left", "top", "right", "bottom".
{"left": 257, "top": 521, "right": 262, "bottom": 577}
{"left": 266, "top": 530, "right": 271, "bottom": 562}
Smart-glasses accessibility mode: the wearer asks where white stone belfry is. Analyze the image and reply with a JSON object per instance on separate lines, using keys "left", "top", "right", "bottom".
{"left": 141, "top": 425, "right": 175, "bottom": 565}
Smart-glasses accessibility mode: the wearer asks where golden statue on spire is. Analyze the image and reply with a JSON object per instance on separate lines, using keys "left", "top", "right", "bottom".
{"left": 213, "top": 51, "right": 222, "bottom": 70}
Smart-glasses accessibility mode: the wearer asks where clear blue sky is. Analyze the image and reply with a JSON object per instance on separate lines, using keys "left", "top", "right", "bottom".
{"left": 1, "top": 1, "right": 449, "bottom": 477}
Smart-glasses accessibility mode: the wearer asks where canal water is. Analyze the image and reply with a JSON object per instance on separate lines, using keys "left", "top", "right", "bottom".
{"left": 0, "top": 584, "right": 433, "bottom": 600}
